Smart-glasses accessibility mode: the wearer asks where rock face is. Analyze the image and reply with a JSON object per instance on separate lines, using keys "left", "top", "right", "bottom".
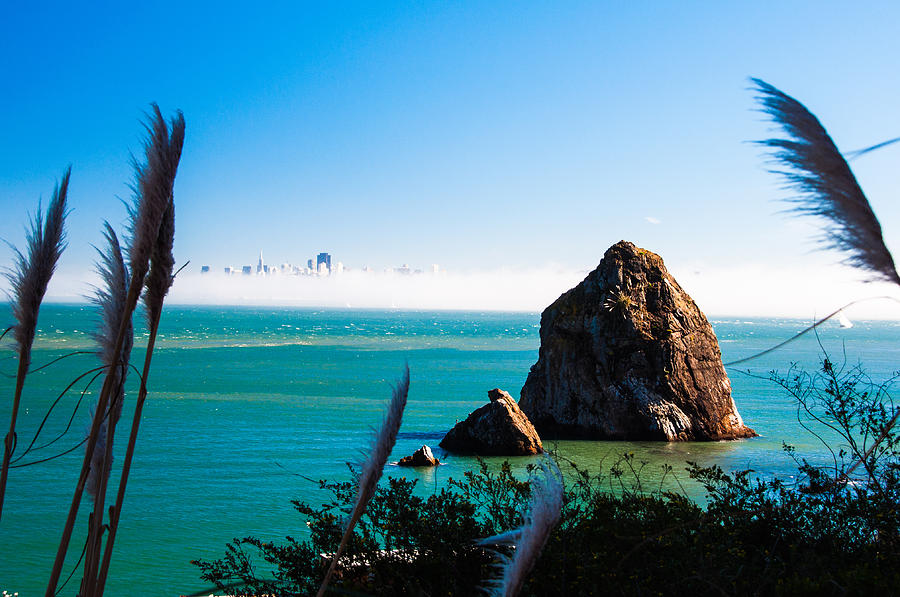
{"left": 398, "top": 445, "right": 440, "bottom": 467}
{"left": 519, "top": 241, "right": 755, "bottom": 441}
{"left": 440, "top": 389, "right": 543, "bottom": 455}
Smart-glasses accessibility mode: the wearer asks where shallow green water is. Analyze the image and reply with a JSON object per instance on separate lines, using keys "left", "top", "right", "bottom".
{"left": 1, "top": 305, "right": 898, "bottom": 595}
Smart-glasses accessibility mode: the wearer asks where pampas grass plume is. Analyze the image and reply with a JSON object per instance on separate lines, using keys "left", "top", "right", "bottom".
{"left": 479, "top": 459, "right": 564, "bottom": 597}
{"left": 754, "top": 79, "right": 900, "bottom": 510}
{"left": 753, "top": 77, "right": 900, "bottom": 286}
{"left": 46, "top": 107, "right": 185, "bottom": 596}
{"left": 92, "top": 107, "right": 185, "bottom": 596}
{"left": 351, "top": 364, "right": 409, "bottom": 527}
{"left": 85, "top": 224, "right": 132, "bottom": 502}
{"left": 143, "top": 199, "right": 175, "bottom": 326}
{"left": 127, "top": 105, "right": 185, "bottom": 288}
{"left": 92, "top": 224, "right": 132, "bottom": 371}
{"left": 0, "top": 167, "right": 69, "bottom": 519}
{"left": 316, "top": 364, "right": 410, "bottom": 597}
{"left": 145, "top": 105, "right": 184, "bottom": 314}
{"left": 7, "top": 167, "right": 70, "bottom": 361}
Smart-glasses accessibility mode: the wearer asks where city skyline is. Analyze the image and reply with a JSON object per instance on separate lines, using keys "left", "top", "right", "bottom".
{"left": 202, "top": 249, "right": 441, "bottom": 277}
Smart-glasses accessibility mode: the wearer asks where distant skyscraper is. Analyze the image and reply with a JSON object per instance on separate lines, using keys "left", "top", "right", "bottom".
{"left": 307, "top": 258, "right": 314, "bottom": 270}
{"left": 224, "top": 266, "right": 234, "bottom": 275}
{"left": 257, "top": 251, "right": 264, "bottom": 274}
{"left": 201, "top": 265, "right": 210, "bottom": 274}
{"left": 242, "top": 265, "right": 252, "bottom": 275}
{"left": 316, "top": 252, "right": 332, "bottom": 273}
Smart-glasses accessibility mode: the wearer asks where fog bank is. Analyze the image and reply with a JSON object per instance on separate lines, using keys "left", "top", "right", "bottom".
{"left": 12, "top": 264, "right": 900, "bottom": 320}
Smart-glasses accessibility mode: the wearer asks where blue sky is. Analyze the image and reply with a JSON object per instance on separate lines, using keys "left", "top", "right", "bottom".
{"left": 2, "top": 1, "right": 900, "bottom": 315}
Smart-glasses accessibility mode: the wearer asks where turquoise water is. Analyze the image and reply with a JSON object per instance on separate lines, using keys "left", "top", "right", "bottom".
{"left": 1, "top": 305, "right": 899, "bottom": 595}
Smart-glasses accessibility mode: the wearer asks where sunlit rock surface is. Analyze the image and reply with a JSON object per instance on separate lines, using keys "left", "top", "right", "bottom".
{"left": 440, "top": 389, "right": 543, "bottom": 455}
{"left": 519, "top": 241, "right": 756, "bottom": 441}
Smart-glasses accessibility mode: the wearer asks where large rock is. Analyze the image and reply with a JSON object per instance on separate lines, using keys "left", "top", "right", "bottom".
{"left": 519, "top": 241, "right": 756, "bottom": 441}
{"left": 440, "top": 389, "right": 543, "bottom": 455}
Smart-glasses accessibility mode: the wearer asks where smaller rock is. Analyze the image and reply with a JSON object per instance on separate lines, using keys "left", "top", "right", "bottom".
{"left": 398, "top": 445, "right": 440, "bottom": 467}
{"left": 440, "top": 389, "right": 543, "bottom": 456}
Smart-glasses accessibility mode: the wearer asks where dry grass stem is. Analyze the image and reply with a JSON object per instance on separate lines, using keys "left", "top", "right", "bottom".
{"left": 143, "top": 199, "right": 176, "bottom": 324}
{"left": 479, "top": 459, "right": 564, "bottom": 597}
{"left": 94, "top": 112, "right": 184, "bottom": 597}
{"left": 47, "top": 106, "right": 184, "bottom": 597}
{"left": 316, "top": 365, "right": 410, "bottom": 597}
{"left": 753, "top": 77, "right": 900, "bottom": 285}
{"left": 85, "top": 224, "right": 132, "bottom": 502}
{"left": 754, "top": 78, "right": 900, "bottom": 493}
{"left": 127, "top": 105, "right": 185, "bottom": 286}
{"left": 0, "top": 167, "right": 70, "bottom": 520}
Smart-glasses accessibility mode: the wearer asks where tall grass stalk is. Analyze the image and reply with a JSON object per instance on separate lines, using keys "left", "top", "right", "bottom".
{"left": 478, "top": 460, "right": 564, "bottom": 597}
{"left": 85, "top": 224, "right": 132, "bottom": 503}
{"left": 80, "top": 224, "right": 133, "bottom": 596}
{"left": 94, "top": 195, "right": 179, "bottom": 597}
{"left": 753, "top": 77, "right": 900, "bottom": 285}
{"left": 316, "top": 365, "right": 409, "bottom": 597}
{"left": 753, "top": 77, "right": 900, "bottom": 486}
{"left": 46, "top": 106, "right": 184, "bottom": 597}
{"left": 84, "top": 116, "right": 182, "bottom": 597}
{"left": 0, "top": 167, "right": 70, "bottom": 521}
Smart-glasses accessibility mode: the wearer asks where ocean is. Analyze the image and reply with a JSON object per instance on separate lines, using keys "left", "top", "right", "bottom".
{"left": 1, "top": 304, "right": 899, "bottom": 595}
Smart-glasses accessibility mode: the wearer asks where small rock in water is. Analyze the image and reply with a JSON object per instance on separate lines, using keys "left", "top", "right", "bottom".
{"left": 398, "top": 444, "right": 440, "bottom": 467}
{"left": 440, "top": 388, "right": 543, "bottom": 455}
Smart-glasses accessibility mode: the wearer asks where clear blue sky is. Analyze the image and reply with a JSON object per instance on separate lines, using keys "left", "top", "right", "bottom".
{"left": 2, "top": 1, "right": 900, "bottom": 314}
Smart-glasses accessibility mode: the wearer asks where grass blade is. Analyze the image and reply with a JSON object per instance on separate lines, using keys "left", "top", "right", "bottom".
{"left": 753, "top": 77, "right": 900, "bottom": 285}
{"left": 479, "top": 459, "right": 564, "bottom": 597}
{"left": 316, "top": 365, "right": 409, "bottom": 597}
{"left": 0, "top": 167, "right": 69, "bottom": 520}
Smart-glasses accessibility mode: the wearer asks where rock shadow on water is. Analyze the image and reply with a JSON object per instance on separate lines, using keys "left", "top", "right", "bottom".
{"left": 396, "top": 431, "right": 447, "bottom": 441}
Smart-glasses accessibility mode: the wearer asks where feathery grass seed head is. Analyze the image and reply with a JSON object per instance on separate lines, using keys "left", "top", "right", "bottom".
{"left": 479, "top": 459, "right": 564, "bottom": 597}
{"left": 144, "top": 199, "right": 176, "bottom": 325}
{"left": 127, "top": 105, "right": 185, "bottom": 288}
{"left": 316, "top": 365, "right": 409, "bottom": 597}
{"left": 6, "top": 167, "right": 70, "bottom": 363}
{"left": 350, "top": 364, "right": 410, "bottom": 530}
{"left": 92, "top": 223, "right": 133, "bottom": 371}
{"left": 86, "top": 224, "right": 133, "bottom": 502}
{"left": 753, "top": 78, "right": 900, "bottom": 286}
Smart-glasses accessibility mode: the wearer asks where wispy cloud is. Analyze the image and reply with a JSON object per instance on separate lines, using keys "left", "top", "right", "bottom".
{"left": 645, "top": 216, "right": 661, "bottom": 225}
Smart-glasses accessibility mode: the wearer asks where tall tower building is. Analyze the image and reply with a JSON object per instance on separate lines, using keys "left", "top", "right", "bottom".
{"left": 257, "top": 251, "right": 264, "bottom": 274}
{"left": 316, "top": 252, "right": 332, "bottom": 273}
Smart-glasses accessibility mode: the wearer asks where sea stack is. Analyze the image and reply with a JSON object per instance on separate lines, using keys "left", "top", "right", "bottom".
{"left": 519, "top": 241, "right": 756, "bottom": 441}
